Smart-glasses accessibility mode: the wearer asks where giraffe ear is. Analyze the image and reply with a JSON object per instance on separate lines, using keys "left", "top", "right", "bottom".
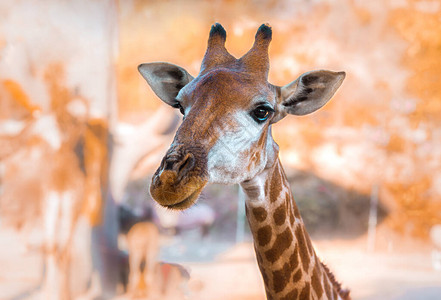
{"left": 279, "top": 70, "right": 345, "bottom": 116}
{"left": 138, "top": 63, "right": 194, "bottom": 106}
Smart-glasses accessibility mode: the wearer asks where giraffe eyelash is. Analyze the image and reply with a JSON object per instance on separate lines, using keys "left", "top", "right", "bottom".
{"left": 172, "top": 101, "right": 186, "bottom": 115}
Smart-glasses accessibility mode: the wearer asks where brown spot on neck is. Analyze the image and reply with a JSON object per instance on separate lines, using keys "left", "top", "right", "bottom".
{"left": 311, "top": 268, "right": 324, "bottom": 299}
{"left": 269, "top": 162, "right": 282, "bottom": 203}
{"left": 271, "top": 246, "right": 301, "bottom": 294}
{"left": 272, "top": 268, "right": 289, "bottom": 293}
{"left": 295, "top": 225, "right": 311, "bottom": 272}
{"left": 273, "top": 203, "right": 286, "bottom": 226}
{"left": 292, "top": 268, "right": 302, "bottom": 283}
{"left": 280, "top": 289, "right": 298, "bottom": 300}
{"left": 257, "top": 225, "right": 272, "bottom": 247}
{"left": 252, "top": 207, "right": 268, "bottom": 222}
{"left": 299, "top": 282, "right": 311, "bottom": 299}
{"left": 264, "top": 226, "right": 293, "bottom": 263}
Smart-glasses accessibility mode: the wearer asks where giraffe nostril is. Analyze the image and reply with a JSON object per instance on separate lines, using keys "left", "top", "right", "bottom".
{"left": 177, "top": 153, "right": 195, "bottom": 180}
{"left": 159, "top": 152, "right": 195, "bottom": 183}
{"left": 163, "top": 159, "right": 176, "bottom": 171}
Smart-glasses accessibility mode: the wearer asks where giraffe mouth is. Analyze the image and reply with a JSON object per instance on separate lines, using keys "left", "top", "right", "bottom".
{"left": 150, "top": 144, "right": 208, "bottom": 210}
{"left": 150, "top": 169, "right": 207, "bottom": 210}
{"left": 161, "top": 185, "right": 204, "bottom": 210}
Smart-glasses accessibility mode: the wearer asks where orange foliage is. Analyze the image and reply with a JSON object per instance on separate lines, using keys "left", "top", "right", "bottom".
{"left": 386, "top": 134, "right": 407, "bottom": 153}
{"left": 390, "top": 4, "right": 441, "bottom": 127}
{"left": 384, "top": 2, "right": 441, "bottom": 238}
{"left": 385, "top": 177, "right": 441, "bottom": 239}
{"left": 342, "top": 103, "right": 379, "bottom": 128}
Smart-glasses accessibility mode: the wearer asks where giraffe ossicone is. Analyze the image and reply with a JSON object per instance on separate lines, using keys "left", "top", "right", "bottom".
{"left": 139, "top": 23, "right": 350, "bottom": 300}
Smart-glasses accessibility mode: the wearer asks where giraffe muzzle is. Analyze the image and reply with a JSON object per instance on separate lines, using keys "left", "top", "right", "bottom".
{"left": 149, "top": 145, "right": 208, "bottom": 210}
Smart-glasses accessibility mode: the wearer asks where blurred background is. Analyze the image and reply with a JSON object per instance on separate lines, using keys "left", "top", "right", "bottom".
{"left": 1, "top": 0, "right": 441, "bottom": 299}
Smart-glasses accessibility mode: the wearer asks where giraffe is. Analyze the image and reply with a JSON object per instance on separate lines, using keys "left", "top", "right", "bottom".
{"left": 138, "top": 23, "right": 350, "bottom": 300}
{"left": 0, "top": 67, "right": 110, "bottom": 300}
{"left": 125, "top": 221, "right": 190, "bottom": 299}
{"left": 127, "top": 221, "right": 160, "bottom": 297}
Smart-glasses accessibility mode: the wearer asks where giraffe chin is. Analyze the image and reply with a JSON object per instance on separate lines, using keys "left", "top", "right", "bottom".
{"left": 161, "top": 186, "right": 204, "bottom": 210}
{"left": 150, "top": 176, "right": 207, "bottom": 211}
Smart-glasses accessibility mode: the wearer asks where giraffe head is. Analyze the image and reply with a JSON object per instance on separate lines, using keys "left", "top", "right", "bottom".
{"left": 139, "top": 24, "right": 344, "bottom": 210}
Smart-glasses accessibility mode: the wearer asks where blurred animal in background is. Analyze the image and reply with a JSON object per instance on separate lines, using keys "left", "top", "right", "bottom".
{"left": 125, "top": 221, "right": 190, "bottom": 299}
{"left": 152, "top": 262, "right": 190, "bottom": 300}
{"left": 127, "top": 222, "right": 160, "bottom": 297}
{"left": 0, "top": 68, "right": 110, "bottom": 300}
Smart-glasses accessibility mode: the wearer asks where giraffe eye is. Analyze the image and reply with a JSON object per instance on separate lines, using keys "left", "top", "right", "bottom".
{"left": 251, "top": 106, "right": 273, "bottom": 123}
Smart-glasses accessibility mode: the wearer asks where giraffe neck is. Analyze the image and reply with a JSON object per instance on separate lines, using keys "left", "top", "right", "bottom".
{"left": 241, "top": 158, "right": 345, "bottom": 300}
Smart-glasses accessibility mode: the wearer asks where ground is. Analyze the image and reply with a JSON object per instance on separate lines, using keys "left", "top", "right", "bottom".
{"left": 1, "top": 226, "right": 440, "bottom": 300}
